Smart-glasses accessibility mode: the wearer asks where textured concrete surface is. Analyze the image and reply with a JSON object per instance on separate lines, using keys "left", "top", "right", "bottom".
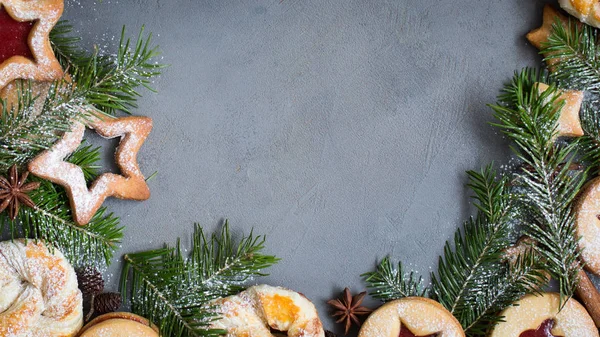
{"left": 57, "top": 0, "right": 554, "bottom": 335}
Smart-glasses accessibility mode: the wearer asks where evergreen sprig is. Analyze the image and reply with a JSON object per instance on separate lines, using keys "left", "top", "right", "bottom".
{"left": 542, "top": 19, "right": 600, "bottom": 94}
{"left": 431, "top": 165, "right": 546, "bottom": 335}
{"left": 51, "top": 22, "right": 165, "bottom": 114}
{"left": 0, "top": 80, "right": 79, "bottom": 170}
{"left": 0, "top": 23, "right": 164, "bottom": 170}
{"left": 362, "top": 257, "right": 427, "bottom": 301}
{"left": 362, "top": 166, "right": 546, "bottom": 336}
{"left": 120, "top": 222, "right": 279, "bottom": 337}
{"left": 490, "top": 68, "right": 585, "bottom": 303}
{"left": 1, "top": 144, "right": 123, "bottom": 265}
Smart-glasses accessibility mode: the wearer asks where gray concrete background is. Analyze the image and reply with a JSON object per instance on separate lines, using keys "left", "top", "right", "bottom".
{"left": 60, "top": 0, "right": 550, "bottom": 335}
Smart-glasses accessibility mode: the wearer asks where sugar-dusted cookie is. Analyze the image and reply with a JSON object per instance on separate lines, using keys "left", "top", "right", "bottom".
{"left": 358, "top": 297, "right": 465, "bottom": 337}
{"left": 0, "top": 239, "right": 83, "bottom": 336}
{"left": 77, "top": 312, "right": 159, "bottom": 337}
{"left": 559, "top": 0, "right": 600, "bottom": 28}
{"left": 527, "top": 5, "right": 569, "bottom": 50}
{"left": 574, "top": 177, "right": 600, "bottom": 275}
{"left": 536, "top": 82, "right": 584, "bottom": 138}
{"left": 0, "top": 0, "right": 64, "bottom": 91}
{"left": 489, "top": 293, "right": 598, "bottom": 337}
{"left": 28, "top": 114, "right": 153, "bottom": 226}
{"left": 210, "top": 284, "right": 325, "bottom": 337}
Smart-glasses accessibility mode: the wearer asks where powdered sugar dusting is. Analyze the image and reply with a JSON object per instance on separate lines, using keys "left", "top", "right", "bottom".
{"left": 574, "top": 177, "right": 600, "bottom": 274}
{"left": 0, "top": 0, "right": 64, "bottom": 89}
{"left": 210, "top": 285, "right": 325, "bottom": 337}
{"left": 358, "top": 298, "right": 464, "bottom": 337}
{"left": 0, "top": 240, "right": 82, "bottom": 336}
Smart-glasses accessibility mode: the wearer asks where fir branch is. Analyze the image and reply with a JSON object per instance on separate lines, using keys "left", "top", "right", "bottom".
{"left": 431, "top": 166, "right": 512, "bottom": 315}
{"left": 0, "top": 81, "right": 76, "bottom": 170}
{"left": 460, "top": 250, "right": 547, "bottom": 336}
{"left": 489, "top": 68, "right": 585, "bottom": 303}
{"left": 51, "top": 23, "right": 165, "bottom": 114}
{"left": 362, "top": 257, "right": 427, "bottom": 301}
{"left": 1, "top": 25, "right": 164, "bottom": 168}
{"left": 2, "top": 178, "right": 123, "bottom": 266}
{"left": 542, "top": 19, "right": 600, "bottom": 93}
{"left": 49, "top": 21, "right": 88, "bottom": 70}
{"left": 120, "top": 222, "right": 279, "bottom": 337}
{"left": 66, "top": 142, "right": 102, "bottom": 181}
{"left": 579, "top": 102, "right": 600, "bottom": 174}
{"left": 430, "top": 165, "right": 548, "bottom": 335}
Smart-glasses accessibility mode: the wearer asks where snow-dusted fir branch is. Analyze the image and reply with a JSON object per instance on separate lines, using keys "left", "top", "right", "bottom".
{"left": 362, "top": 257, "right": 427, "bottom": 301}
{"left": 0, "top": 24, "right": 164, "bottom": 170}
{"left": 490, "top": 68, "right": 585, "bottom": 304}
{"left": 51, "top": 22, "right": 165, "bottom": 114}
{"left": 362, "top": 166, "right": 546, "bottom": 336}
{"left": 430, "top": 166, "right": 546, "bottom": 336}
{"left": 1, "top": 144, "right": 123, "bottom": 266}
{"left": 542, "top": 19, "right": 600, "bottom": 94}
{"left": 120, "top": 222, "right": 279, "bottom": 337}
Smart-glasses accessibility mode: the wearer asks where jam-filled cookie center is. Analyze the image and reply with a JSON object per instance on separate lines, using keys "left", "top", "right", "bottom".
{"left": 0, "top": 6, "right": 34, "bottom": 64}
{"left": 399, "top": 325, "right": 439, "bottom": 337}
{"left": 519, "top": 319, "right": 563, "bottom": 337}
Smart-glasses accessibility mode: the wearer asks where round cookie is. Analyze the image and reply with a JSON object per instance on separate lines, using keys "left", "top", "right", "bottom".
{"left": 77, "top": 312, "right": 159, "bottom": 337}
{"left": 489, "top": 293, "right": 598, "bottom": 337}
{"left": 574, "top": 176, "right": 600, "bottom": 275}
{"left": 358, "top": 297, "right": 465, "bottom": 337}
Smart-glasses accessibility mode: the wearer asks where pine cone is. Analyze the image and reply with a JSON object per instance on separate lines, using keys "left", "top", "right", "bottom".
{"left": 325, "top": 331, "right": 338, "bottom": 337}
{"left": 76, "top": 266, "right": 104, "bottom": 296}
{"left": 94, "top": 292, "right": 122, "bottom": 314}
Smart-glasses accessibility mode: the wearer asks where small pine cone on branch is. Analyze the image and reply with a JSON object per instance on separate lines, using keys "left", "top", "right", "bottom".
{"left": 76, "top": 266, "right": 105, "bottom": 296}
{"left": 94, "top": 292, "right": 122, "bottom": 314}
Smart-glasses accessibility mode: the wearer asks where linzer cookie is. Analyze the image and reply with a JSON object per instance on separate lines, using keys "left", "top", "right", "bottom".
{"left": 358, "top": 297, "right": 465, "bottom": 337}
{"left": 28, "top": 114, "right": 153, "bottom": 226}
{"left": 0, "top": 0, "right": 64, "bottom": 91}
{"left": 574, "top": 177, "right": 600, "bottom": 275}
{"left": 78, "top": 312, "right": 159, "bottom": 337}
{"left": 489, "top": 293, "right": 598, "bottom": 337}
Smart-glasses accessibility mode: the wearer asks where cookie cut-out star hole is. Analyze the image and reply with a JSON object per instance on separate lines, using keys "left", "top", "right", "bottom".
{"left": 400, "top": 325, "right": 439, "bottom": 337}
{"left": 28, "top": 114, "right": 153, "bottom": 226}
{"left": 0, "top": 6, "right": 34, "bottom": 63}
{"left": 83, "top": 129, "right": 122, "bottom": 180}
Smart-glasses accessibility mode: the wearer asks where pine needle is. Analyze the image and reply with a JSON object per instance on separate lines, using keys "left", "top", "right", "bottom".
{"left": 362, "top": 257, "right": 427, "bottom": 301}
{"left": 120, "top": 222, "right": 279, "bottom": 337}
{"left": 489, "top": 68, "right": 585, "bottom": 305}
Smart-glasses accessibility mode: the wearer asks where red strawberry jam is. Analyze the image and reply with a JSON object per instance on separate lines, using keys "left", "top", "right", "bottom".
{"left": 520, "top": 319, "right": 563, "bottom": 337}
{"left": 0, "top": 6, "right": 34, "bottom": 64}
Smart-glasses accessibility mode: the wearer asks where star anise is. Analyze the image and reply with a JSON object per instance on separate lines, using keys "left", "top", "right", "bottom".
{"left": 327, "top": 288, "right": 372, "bottom": 335}
{"left": 0, "top": 165, "right": 40, "bottom": 219}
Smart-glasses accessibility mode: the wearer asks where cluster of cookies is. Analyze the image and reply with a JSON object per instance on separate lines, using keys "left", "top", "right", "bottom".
{"left": 4, "top": 0, "right": 600, "bottom": 336}
{"left": 0, "top": 239, "right": 160, "bottom": 337}
{"left": 0, "top": 0, "right": 153, "bottom": 227}
{"left": 0, "top": 1, "right": 157, "bottom": 336}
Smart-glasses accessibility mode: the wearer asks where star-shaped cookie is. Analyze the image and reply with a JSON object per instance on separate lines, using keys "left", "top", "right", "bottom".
{"left": 537, "top": 82, "right": 584, "bottom": 138}
{"left": 28, "top": 114, "right": 153, "bottom": 226}
{"left": 526, "top": 5, "right": 568, "bottom": 51}
{"left": 0, "top": 0, "right": 64, "bottom": 91}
